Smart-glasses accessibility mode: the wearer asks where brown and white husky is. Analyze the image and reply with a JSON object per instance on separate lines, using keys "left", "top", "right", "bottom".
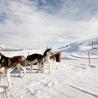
{"left": 0, "top": 53, "right": 27, "bottom": 87}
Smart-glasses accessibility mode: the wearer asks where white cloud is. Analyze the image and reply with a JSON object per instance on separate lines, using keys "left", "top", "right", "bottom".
{"left": 0, "top": 0, "right": 98, "bottom": 49}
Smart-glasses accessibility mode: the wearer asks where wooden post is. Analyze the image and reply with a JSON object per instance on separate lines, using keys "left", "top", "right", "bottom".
{"left": 88, "top": 51, "right": 90, "bottom": 65}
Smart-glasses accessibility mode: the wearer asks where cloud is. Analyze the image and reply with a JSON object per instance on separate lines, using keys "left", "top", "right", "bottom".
{"left": 0, "top": 0, "right": 98, "bottom": 49}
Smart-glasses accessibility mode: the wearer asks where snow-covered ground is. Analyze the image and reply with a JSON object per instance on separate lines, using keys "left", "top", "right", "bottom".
{"left": 0, "top": 38, "right": 98, "bottom": 98}
{"left": 1, "top": 0, "right": 98, "bottom": 98}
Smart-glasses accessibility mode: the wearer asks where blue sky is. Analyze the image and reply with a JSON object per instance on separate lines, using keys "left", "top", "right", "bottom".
{"left": 0, "top": 0, "right": 98, "bottom": 49}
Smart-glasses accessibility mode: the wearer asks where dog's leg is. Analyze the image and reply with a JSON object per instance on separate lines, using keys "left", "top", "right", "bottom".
{"left": 17, "top": 64, "right": 23, "bottom": 77}
{"left": 20, "top": 68, "right": 26, "bottom": 77}
{"left": 30, "top": 63, "right": 33, "bottom": 71}
{"left": 20, "top": 70, "right": 23, "bottom": 78}
{"left": 36, "top": 62, "right": 40, "bottom": 73}
{"left": 20, "top": 68, "right": 24, "bottom": 78}
{"left": 17, "top": 64, "right": 26, "bottom": 78}
{"left": 27, "top": 62, "right": 32, "bottom": 71}
{"left": 48, "top": 63, "right": 50, "bottom": 74}
{"left": 20, "top": 66, "right": 26, "bottom": 77}
{"left": 39, "top": 62, "right": 44, "bottom": 73}
{"left": 41, "top": 63, "right": 44, "bottom": 73}
{"left": 0, "top": 67, "right": 5, "bottom": 85}
{"left": 6, "top": 69, "right": 11, "bottom": 87}
{"left": 22, "top": 67, "right": 26, "bottom": 77}
{"left": 17, "top": 65, "right": 23, "bottom": 78}
{"left": 49, "top": 60, "right": 53, "bottom": 74}
{"left": 0, "top": 73, "right": 2, "bottom": 85}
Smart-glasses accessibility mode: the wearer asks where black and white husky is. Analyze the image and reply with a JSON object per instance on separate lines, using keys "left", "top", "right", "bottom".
{"left": 27, "top": 48, "right": 55, "bottom": 73}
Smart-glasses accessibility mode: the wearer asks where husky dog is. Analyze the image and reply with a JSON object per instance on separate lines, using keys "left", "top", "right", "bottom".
{"left": 0, "top": 53, "right": 27, "bottom": 87}
{"left": 27, "top": 48, "right": 55, "bottom": 73}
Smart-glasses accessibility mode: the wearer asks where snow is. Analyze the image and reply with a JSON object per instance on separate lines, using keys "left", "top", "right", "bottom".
{"left": 0, "top": 38, "right": 98, "bottom": 98}
{"left": 1, "top": 0, "right": 98, "bottom": 97}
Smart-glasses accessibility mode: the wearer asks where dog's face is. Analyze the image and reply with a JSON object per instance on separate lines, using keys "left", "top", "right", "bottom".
{"left": 46, "top": 49, "right": 54, "bottom": 56}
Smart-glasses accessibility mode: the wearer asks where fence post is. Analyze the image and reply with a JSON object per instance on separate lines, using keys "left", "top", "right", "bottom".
{"left": 88, "top": 51, "right": 90, "bottom": 65}
{"left": 92, "top": 41, "right": 94, "bottom": 49}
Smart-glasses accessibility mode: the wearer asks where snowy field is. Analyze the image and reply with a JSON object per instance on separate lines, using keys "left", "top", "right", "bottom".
{"left": 0, "top": 39, "right": 98, "bottom": 98}
{"left": 1, "top": 0, "right": 98, "bottom": 98}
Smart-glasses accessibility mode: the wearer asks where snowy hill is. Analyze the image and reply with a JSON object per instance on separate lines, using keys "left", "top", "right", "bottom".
{"left": 59, "top": 37, "right": 98, "bottom": 52}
